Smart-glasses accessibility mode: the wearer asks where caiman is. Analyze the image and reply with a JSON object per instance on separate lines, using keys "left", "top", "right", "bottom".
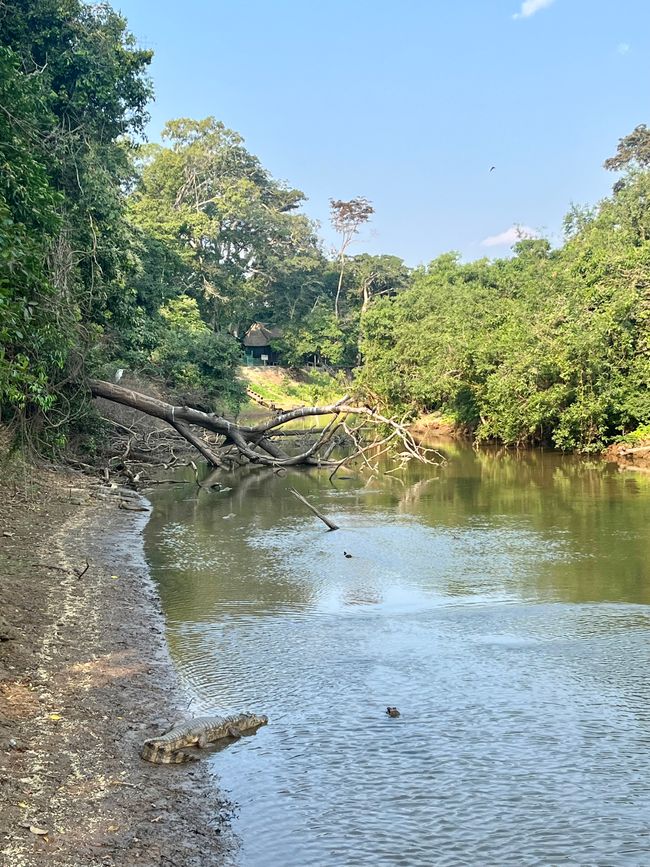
{"left": 141, "top": 713, "right": 268, "bottom": 764}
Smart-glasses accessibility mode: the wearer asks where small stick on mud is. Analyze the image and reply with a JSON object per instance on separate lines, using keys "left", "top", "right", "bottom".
{"left": 75, "top": 560, "right": 90, "bottom": 580}
{"left": 289, "top": 488, "right": 339, "bottom": 531}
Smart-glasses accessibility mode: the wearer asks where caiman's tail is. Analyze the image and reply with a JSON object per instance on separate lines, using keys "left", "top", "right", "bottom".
{"left": 141, "top": 740, "right": 199, "bottom": 764}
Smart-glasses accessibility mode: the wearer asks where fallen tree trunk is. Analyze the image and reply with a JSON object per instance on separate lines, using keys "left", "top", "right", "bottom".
{"left": 89, "top": 379, "right": 440, "bottom": 472}
{"left": 170, "top": 421, "right": 229, "bottom": 469}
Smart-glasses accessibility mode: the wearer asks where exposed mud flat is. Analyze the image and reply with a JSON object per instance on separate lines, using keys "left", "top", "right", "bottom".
{"left": 0, "top": 468, "right": 235, "bottom": 866}
{"left": 408, "top": 413, "right": 460, "bottom": 439}
{"left": 603, "top": 440, "right": 650, "bottom": 472}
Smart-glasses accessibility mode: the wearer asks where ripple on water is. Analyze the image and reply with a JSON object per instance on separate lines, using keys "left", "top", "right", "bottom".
{"left": 164, "top": 598, "right": 650, "bottom": 866}
{"left": 146, "top": 464, "right": 650, "bottom": 867}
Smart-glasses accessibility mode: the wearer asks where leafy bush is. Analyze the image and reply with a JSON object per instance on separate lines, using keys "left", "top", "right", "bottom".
{"left": 619, "top": 423, "right": 650, "bottom": 444}
{"left": 359, "top": 174, "right": 650, "bottom": 451}
{"left": 152, "top": 298, "right": 245, "bottom": 409}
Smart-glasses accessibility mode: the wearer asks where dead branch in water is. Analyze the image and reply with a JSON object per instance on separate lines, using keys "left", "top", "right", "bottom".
{"left": 289, "top": 488, "right": 339, "bottom": 531}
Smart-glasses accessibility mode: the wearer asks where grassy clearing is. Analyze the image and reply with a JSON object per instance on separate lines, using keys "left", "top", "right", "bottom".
{"left": 239, "top": 366, "right": 344, "bottom": 408}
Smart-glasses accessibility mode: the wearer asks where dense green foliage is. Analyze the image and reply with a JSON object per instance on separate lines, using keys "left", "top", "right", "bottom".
{"left": 0, "top": 45, "right": 61, "bottom": 415}
{"left": 0, "top": 0, "right": 154, "bottom": 445}
{"left": 152, "top": 297, "right": 244, "bottom": 405}
{"left": 0, "top": 0, "right": 647, "bottom": 455}
{"left": 128, "top": 117, "right": 322, "bottom": 334}
{"left": 359, "top": 170, "right": 650, "bottom": 451}
{"left": 0, "top": 0, "right": 404, "bottom": 445}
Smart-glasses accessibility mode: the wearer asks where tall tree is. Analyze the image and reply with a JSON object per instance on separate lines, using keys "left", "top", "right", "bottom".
{"left": 0, "top": 46, "right": 60, "bottom": 413}
{"left": 349, "top": 254, "right": 411, "bottom": 313}
{"left": 329, "top": 197, "right": 374, "bottom": 320}
{"left": 129, "top": 117, "right": 320, "bottom": 334}
{"left": 604, "top": 124, "right": 650, "bottom": 172}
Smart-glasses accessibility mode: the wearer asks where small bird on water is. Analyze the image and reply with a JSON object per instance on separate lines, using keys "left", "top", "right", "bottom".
{"left": 343, "top": 551, "right": 352, "bottom": 559}
{"left": 386, "top": 706, "right": 400, "bottom": 718}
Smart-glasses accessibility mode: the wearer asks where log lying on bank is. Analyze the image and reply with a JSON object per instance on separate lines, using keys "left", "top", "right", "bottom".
{"left": 89, "top": 379, "right": 440, "bottom": 475}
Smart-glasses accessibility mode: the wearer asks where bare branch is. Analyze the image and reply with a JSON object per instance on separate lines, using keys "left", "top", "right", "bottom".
{"left": 252, "top": 396, "right": 351, "bottom": 433}
{"left": 289, "top": 488, "right": 339, "bottom": 531}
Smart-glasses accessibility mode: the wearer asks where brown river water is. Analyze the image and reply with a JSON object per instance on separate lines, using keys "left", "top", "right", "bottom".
{"left": 145, "top": 441, "right": 650, "bottom": 866}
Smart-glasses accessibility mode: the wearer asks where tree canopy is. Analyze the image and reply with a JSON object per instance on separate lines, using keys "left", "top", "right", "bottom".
{"left": 0, "top": 0, "right": 153, "bottom": 447}
{"left": 129, "top": 117, "right": 321, "bottom": 334}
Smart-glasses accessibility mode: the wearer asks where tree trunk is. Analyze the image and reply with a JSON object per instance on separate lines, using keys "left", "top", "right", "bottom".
{"left": 334, "top": 254, "right": 345, "bottom": 321}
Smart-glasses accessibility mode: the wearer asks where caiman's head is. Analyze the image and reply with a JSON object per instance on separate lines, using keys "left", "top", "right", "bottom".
{"left": 242, "top": 713, "right": 269, "bottom": 731}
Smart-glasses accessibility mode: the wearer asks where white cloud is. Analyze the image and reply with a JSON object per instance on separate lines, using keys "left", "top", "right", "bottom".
{"left": 513, "top": 0, "right": 556, "bottom": 20}
{"left": 617, "top": 42, "right": 631, "bottom": 55}
{"left": 481, "top": 225, "right": 538, "bottom": 248}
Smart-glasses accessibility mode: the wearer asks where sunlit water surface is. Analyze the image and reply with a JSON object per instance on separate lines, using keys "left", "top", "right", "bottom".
{"left": 145, "top": 443, "right": 650, "bottom": 866}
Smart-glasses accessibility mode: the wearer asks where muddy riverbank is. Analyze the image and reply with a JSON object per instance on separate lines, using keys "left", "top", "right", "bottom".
{"left": 603, "top": 439, "right": 650, "bottom": 472}
{"left": 0, "top": 465, "right": 234, "bottom": 866}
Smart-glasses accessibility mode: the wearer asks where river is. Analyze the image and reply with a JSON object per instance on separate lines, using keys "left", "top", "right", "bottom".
{"left": 144, "top": 441, "right": 650, "bottom": 866}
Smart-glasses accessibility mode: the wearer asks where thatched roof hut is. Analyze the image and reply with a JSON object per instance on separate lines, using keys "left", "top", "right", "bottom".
{"left": 242, "top": 322, "right": 283, "bottom": 347}
{"left": 242, "top": 322, "right": 282, "bottom": 364}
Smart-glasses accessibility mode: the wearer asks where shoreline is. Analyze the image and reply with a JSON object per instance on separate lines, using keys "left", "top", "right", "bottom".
{"left": 602, "top": 439, "right": 650, "bottom": 472}
{"left": 0, "top": 467, "right": 234, "bottom": 866}
{"left": 409, "top": 416, "right": 650, "bottom": 472}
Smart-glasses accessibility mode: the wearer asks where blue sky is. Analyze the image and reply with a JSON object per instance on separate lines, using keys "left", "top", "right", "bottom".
{"left": 116, "top": 0, "right": 650, "bottom": 265}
